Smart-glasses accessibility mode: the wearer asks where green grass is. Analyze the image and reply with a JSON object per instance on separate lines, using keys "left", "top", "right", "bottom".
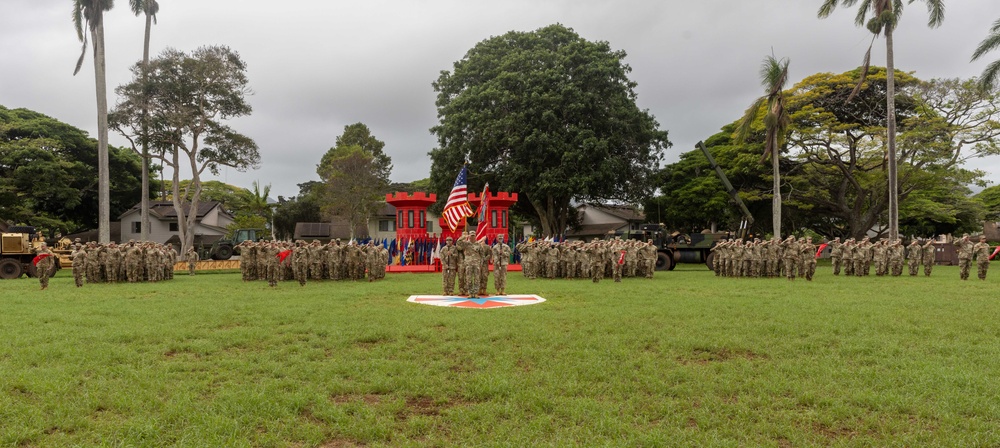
{"left": 2, "top": 264, "right": 1000, "bottom": 447}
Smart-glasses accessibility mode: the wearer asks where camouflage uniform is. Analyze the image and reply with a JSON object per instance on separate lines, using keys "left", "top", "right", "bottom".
{"left": 186, "top": 247, "right": 199, "bottom": 275}
{"left": 954, "top": 235, "right": 974, "bottom": 280}
{"left": 441, "top": 238, "right": 457, "bottom": 294}
{"left": 72, "top": 245, "right": 87, "bottom": 287}
{"left": 458, "top": 233, "right": 481, "bottom": 296}
{"left": 35, "top": 245, "right": 56, "bottom": 290}
{"left": 906, "top": 240, "right": 922, "bottom": 276}
{"left": 922, "top": 240, "right": 936, "bottom": 276}
{"left": 492, "top": 236, "right": 511, "bottom": 295}
{"left": 973, "top": 236, "right": 991, "bottom": 280}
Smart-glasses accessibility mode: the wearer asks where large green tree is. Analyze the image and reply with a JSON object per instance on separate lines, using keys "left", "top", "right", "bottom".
{"left": 0, "top": 105, "right": 145, "bottom": 234}
{"left": 317, "top": 124, "right": 391, "bottom": 239}
{"left": 653, "top": 69, "right": 998, "bottom": 239}
{"left": 110, "top": 45, "right": 260, "bottom": 254}
{"left": 736, "top": 55, "right": 791, "bottom": 239}
{"left": 818, "top": 0, "right": 945, "bottom": 241}
{"left": 72, "top": 0, "right": 116, "bottom": 243}
{"left": 429, "top": 24, "right": 670, "bottom": 236}
{"left": 784, "top": 69, "right": 997, "bottom": 238}
{"left": 128, "top": 0, "right": 159, "bottom": 241}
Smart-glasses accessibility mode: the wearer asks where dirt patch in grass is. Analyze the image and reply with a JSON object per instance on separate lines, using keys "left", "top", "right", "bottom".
{"left": 330, "top": 393, "right": 386, "bottom": 405}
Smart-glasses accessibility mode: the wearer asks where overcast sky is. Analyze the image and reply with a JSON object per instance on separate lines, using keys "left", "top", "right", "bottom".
{"left": 2, "top": 0, "right": 998, "bottom": 199}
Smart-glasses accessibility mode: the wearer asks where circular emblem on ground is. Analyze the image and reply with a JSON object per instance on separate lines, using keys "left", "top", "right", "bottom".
{"left": 407, "top": 294, "right": 545, "bottom": 309}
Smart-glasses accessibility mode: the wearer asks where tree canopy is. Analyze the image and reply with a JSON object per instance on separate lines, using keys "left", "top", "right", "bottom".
{"left": 110, "top": 45, "right": 260, "bottom": 253}
{"left": 0, "top": 105, "right": 146, "bottom": 234}
{"left": 651, "top": 68, "right": 998, "bottom": 240}
{"left": 429, "top": 24, "right": 670, "bottom": 236}
{"left": 317, "top": 123, "right": 391, "bottom": 239}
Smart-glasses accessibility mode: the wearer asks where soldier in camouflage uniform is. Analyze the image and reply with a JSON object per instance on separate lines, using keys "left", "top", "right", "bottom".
{"left": 35, "top": 243, "right": 56, "bottom": 290}
{"left": 458, "top": 232, "right": 481, "bottom": 296}
{"left": 292, "top": 241, "right": 309, "bottom": 286}
{"left": 185, "top": 247, "right": 199, "bottom": 275}
{"left": 973, "top": 235, "right": 992, "bottom": 280}
{"left": 72, "top": 244, "right": 87, "bottom": 287}
{"left": 829, "top": 237, "right": 843, "bottom": 275}
{"left": 889, "top": 239, "right": 904, "bottom": 277}
{"left": 954, "top": 234, "right": 974, "bottom": 280}
{"left": 492, "top": 235, "right": 511, "bottom": 295}
{"left": 781, "top": 236, "right": 798, "bottom": 280}
{"left": 441, "top": 237, "right": 457, "bottom": 294}
{"left": 922, "top": 239, "right": 936, "bottom": 276}
{"left": 906, "top": 239, "right": 922, "bottom": 276}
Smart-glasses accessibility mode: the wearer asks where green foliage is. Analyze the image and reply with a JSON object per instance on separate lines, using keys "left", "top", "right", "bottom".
{"left": 645, "top": 127, "right": 769, "bottom": 234}
{"left": 225, "top": 214, "right": 267, "bottom": 239}
{"left": 429, "top": 24, "right": 670, "bottom": 236}
{"left": 4, "top": 267, "right": 1000, "bottom": 445}
{"left": 317, "top": 124, "right": 391, "bottom": 238}
{"left": 110, "top": 45, "right": 260, "bottom": 252}
{"left": 0, "top": 105, "right": 147, "bottom": 233}
{"left": 272, "top": 182, "right": 323, "bottom": 241}
{"left": 653, "top": 69, "right": 997, "bottom": 239}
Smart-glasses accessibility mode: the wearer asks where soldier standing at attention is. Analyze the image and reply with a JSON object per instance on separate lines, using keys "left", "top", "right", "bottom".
{"left": 71, "top": 244, "right": 87, "bottom": 287}
{"left": 440, "top": 237, "right": 457, "bottom": 295}
{"left": 922, "top": 238, "right": 936, "bottom": 277}
{"left": 185, "top": 247, "right": 199, "bottom": 276}
{"left": 492, "top": 235, "right": 511, "bottom": 295}
{"left": 906, "top": 239, "right": 922, "bottom": 276}
{"left": 973, "top": 235, "right": 992, "bottom": 280}
{"left": 954, "top": 234, "right": 974, "bottom": 280}
{"left": 34, "top": 243, "right": 56, "bottom": 290}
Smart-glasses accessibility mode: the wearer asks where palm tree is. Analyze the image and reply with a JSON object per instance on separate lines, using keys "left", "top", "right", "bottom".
{"left": 972, "top": 18, "right": 1000, "bottom": 92}
{"left": 736, "top": 55, "right": 790, "bottom": 240}
{"left": 244, "top": 181, "right": 275, "bottom": 239}
{"left": 129, "top": 0, "right": 159, "bottom": 242}
{"left": 818, "top": 0, "right": 943, "bottom": 241}
{"left": 73, "top": 0, "right": 115, "bottom": 244}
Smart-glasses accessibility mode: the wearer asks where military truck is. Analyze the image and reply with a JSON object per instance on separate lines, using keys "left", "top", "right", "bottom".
{"left": 192, "top": 228, "right": 268, "bottom": 260}
{"left": 0, "top": 226, "right": 61, "bottom": 279}
{"left": 634, "top": 141, "right": 755, "bottom": 271}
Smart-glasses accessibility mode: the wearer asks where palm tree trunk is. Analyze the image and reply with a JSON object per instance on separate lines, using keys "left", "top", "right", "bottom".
{"left": 93, "top": 17, "right": 111, "bottom": 244}
{"left": 886, "top": 27, "right": 898, "bottom": 241}
{"left": 140, "top": 11, "right": 152, "bottom": 242}
{"left": 772, "top": 141, "right": 781, "bottom": 239}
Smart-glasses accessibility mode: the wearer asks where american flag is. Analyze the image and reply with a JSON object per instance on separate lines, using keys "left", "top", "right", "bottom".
{"left": 475, "top": 183, "right": 490, "bottom": 243}
{"left": 442, "top": 166, "right": 474, "bottom": 231}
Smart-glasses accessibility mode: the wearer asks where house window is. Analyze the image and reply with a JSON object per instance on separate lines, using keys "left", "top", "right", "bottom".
{"left": 169, "top": 223, "right": 179, "bottom": 232}
{"left": 426, "top": 221, "right": 434, "bottom": 233}
{"left": 132, "top": 221, "right": 141, "bottom": 234}
{"left": 379, "top": 220, "right": 395, "bottom": 232}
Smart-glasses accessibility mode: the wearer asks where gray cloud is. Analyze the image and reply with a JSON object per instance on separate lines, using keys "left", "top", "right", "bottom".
{"left": 2, "top": 0, "right": 998, "bottom": 199}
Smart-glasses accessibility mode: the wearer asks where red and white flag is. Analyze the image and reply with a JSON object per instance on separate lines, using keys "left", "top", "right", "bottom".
{"left": 475, "top": 183, "right": 490, "bottom": 243}
{"left": 442, "top": 166, "right": 474, "bottom": 232}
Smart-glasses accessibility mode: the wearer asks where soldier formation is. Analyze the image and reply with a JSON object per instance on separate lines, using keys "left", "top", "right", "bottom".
{"left": 515, "top": 238, "right": 657, "bottom": 283}
{"left": 711, "top": 237, "right": 819, "bottom": 280}
{"left": 829, "top": 237, "right": 939, "bottom": 278}
{"left": 234, "top": 239, "right": 389, "bottom": 287}
{"left": 69, "top": 240, "right": 178, "bottom": 286}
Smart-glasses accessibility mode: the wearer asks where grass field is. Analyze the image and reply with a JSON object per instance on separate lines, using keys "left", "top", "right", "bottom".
{"left": 2, "top": 264, "right": 1000, "bottom": 447}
